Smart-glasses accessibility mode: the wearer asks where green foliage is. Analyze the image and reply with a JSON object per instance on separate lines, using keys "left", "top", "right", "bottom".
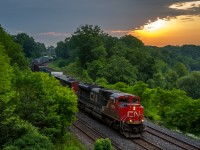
{"left": 0, "top": 26, "right": 28, "bottom": 69}
{"left": 172, "top": 62, "right": 189, "bottom": 77}
{"left": 177, "top": 71, "right": 200, "bottom": 99}
{"left": 55, "top": 132, "right": 86, "bottom": 150}
{"left": 14, "top": 33, "right": 45, "bottom": 58}
{"left": 87, "top": 58, "right": 106, "bottom": 80}
{"left": 62, "top": 62, "right": 84, "bottom": 80}
{"left": 69, "top": 25, "right": 105, "bottom": 68}
{"left": 91, "top": 45, "right": 107, "bottom": 60}
{"left": 55, "top": 40, "right": 70, "bottom": 59}
{"left": 0, "top": 25, "right": 81, "bottom": 149}
{"left": 81, "top": 70, "right": 93, "bottom": 83}
{"left": 0, "top": 45, "right": 16, "bottom": 147}
{"left": 165, "top": 99, "right": 200, "bottom": 135}
{"left": 120, "top": 34, "right": 144, "bottom": 48}
{"left": 165, "top": 69, "right": 178, "bottom": 89}
{"left": 14, "top": 71, "right": 78, "bottom": 140}
{"left": 103, "top": 55, "right": 137, "bottom": 85}
{"left": 95, "top": 78, "right": 108, "bottom": 87}
{"left": 2, "top": 117, "right": 54, "bottom": 150}
{"left": 94, "top": 138, "right": 112, "bottom": 150}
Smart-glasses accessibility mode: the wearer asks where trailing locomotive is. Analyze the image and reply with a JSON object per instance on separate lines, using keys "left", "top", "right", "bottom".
{"left": 32, "top": 61, "right": 145, "bottom": 138}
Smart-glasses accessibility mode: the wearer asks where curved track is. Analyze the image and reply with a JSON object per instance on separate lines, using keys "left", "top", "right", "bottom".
{"left": 73, "top": 116, "right": 122, "bottom": 150}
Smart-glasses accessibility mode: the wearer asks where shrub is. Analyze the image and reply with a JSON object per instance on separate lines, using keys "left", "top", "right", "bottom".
{"left": 94, "top": 138, "right": 112, "bottom": 150}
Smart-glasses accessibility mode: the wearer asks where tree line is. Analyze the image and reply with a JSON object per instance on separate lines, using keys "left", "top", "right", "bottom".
{"left": 0, "top": 26, "right": 78, "bottom": 149}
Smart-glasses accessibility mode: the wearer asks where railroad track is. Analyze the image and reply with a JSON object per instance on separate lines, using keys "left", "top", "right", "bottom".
{"left": 146, "top": 126, "right": 200, "bottom": 150}
{"left": 73, "top": 116, "right": 122, "bottom": 150}
{"left": 74, "top": 112, "right": 200, "bottom": 150}
{"left": 132, "top": 137, "right": 164, "bottom": 150}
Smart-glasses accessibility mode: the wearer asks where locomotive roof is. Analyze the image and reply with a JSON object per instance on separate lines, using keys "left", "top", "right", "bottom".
{"left": 110, "top": 92, "right": 134, "bottom": 98}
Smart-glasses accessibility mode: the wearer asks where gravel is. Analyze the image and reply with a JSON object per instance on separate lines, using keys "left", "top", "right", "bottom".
{"left": 144, "top": 120, "right": 200, "bottom": 149}
{"left": 70, "top": 111, "right": 200, "bottom": 150}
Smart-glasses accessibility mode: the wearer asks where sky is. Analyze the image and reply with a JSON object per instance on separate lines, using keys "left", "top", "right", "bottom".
{"left": 0, "top": 0, "right": 200, "bottom": 47}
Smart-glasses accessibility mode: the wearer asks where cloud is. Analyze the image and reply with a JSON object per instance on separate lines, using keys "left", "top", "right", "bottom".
{"left": 169, "top": 1, "right": 200, "bottom": 10}
{"left": 105, "top": 30, "right": 132, "bottom": 37}
{"left": 110, "top": 30, "right": 132, "bottom": 33}
{"left": 39, "top": 32, "right": 70, "bottom": 37}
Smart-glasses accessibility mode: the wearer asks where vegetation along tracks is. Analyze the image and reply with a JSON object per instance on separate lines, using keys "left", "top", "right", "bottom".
{"left": 146, "top": 126, "right": 200, "bottom": 150}
{"left": 72, "top": 116, "right": 122, "bottom": 150}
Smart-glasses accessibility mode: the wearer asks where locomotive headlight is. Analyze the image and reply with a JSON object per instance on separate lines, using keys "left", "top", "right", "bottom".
{"left": 133, "top": 106, "right": 136, "bottom": 110}
{"left": 141, "top": 119, "right": 144, "bottom": 122}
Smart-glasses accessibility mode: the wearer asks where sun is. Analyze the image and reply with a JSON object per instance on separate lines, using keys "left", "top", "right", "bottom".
{"left": 142, "top": 18, "right": 166, "bottom": 32}
{"left": 129, "top": 18, "right": 169, "bottom": 38}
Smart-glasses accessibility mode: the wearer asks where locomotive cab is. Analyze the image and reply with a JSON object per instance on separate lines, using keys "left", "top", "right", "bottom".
{"left": 102, "top": 92, "right": 145, "bottom": 138}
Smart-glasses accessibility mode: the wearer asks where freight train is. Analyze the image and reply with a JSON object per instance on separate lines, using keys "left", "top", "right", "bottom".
{"left": 32, "top": 60, "right": 145, "bottom": 138}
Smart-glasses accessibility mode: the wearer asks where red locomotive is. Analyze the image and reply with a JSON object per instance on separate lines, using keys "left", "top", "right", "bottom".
{"left": 32, "top": 60, "right": 145, "bottom": 138}
{"left": 78, "top": 83, "right": 145, "bottom": 138}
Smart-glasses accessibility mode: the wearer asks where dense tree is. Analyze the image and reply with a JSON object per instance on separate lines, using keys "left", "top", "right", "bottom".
{"left": 165, "top": 98, "right": 200, "bottom": 135}
{"left": 0, "top": 26, "right": 28, "bottom": 69}
{"left": 120, "top": 34, "right": 144, "bottom": 48}
{"left": 0, "top": 45, "right": 15, "bottom": 146}
{"left": 103, "top": 55, "right": 138, "bottom": 85}
{"left": 2, "top": 118, "right": 54, "bottom": 150}
{"left": 87, "top": 58, "right": 106, "bottom": 81}
{"left": 177, "top": 71, "right": 200, "bottom": 99}
{"left": 14, "top": 33, "right": 45, "bottom": 58}
{"left": 172, "top": 62, "right": 189, "bottom": 77}
{"left": 165, "top": 69, "right": 178, "bottom": 89}
{"left": 55, "top": 40, "right": 70, "bottom": 59}
{"left": 69, "top": 25, "right": 105, "bottom": 68}
{"left": 14, "top": 71, "right": 78, "bottom": 140}
{"left": 46, "top": 45, "right": 56, "bottom": 56}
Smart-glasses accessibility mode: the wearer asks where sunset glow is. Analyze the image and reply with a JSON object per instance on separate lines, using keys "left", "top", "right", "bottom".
{"left": 142, "top": 19, "right": 166, "bottom": 32}
{"left": 129, "top": 1, "right": 200, "bottom": 47}
{"left": 130, "top": 15, "right": 200, "bottom": 46}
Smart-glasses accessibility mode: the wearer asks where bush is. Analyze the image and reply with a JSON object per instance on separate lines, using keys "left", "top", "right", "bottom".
{"left": 4, "top": 131, "right": 54, "bottom": 150}
{"left": 94, "top": 138, "right": 112, "bottom": 150}
{"left": 2, "top": 118, "right": 54, "bottom": 150}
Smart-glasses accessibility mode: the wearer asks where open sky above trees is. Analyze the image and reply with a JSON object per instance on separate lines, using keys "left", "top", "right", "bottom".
{"left": 1, "top": 0, "right": 200, "bottom": 47}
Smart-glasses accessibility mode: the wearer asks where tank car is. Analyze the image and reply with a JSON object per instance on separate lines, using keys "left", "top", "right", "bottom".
{"left": 78, "top": 83, "right": 145, "bottom": 138}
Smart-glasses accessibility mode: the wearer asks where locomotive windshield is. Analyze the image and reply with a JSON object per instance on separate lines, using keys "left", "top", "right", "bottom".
{"left": 132, "top": 97, "right": 139, "bottom": 103}
{"left": 118, "top": 98, "right": 129, "bottom": 103}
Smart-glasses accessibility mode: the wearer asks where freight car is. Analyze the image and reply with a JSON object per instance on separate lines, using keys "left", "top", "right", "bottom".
{"left": 35, "top": 65, "right": 145, "bottom": 138}
{"left": 32, "top": 56, "right": 53, "bottom": 71}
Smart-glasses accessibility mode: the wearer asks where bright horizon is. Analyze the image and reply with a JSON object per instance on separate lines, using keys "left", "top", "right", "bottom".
{"left": 130, "top": 15, "right": 200, "bottom": 46}
{"left": 129, "top": 1, "right": 200, "bottom": 46}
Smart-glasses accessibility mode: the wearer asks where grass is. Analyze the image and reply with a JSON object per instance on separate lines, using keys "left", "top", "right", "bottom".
{"left": 55, "top": 131, "right": 86, "bottom": 150}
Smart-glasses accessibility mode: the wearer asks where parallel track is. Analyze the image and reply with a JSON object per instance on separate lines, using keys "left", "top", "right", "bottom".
{"left": 73, "top": 116, "right": 122, "bottom": 150}
{"left": 146, "top": 126, "right": 200, "bottom": 150}
{"left": 132, "top": 137, "right": 164, "bottom": 150}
